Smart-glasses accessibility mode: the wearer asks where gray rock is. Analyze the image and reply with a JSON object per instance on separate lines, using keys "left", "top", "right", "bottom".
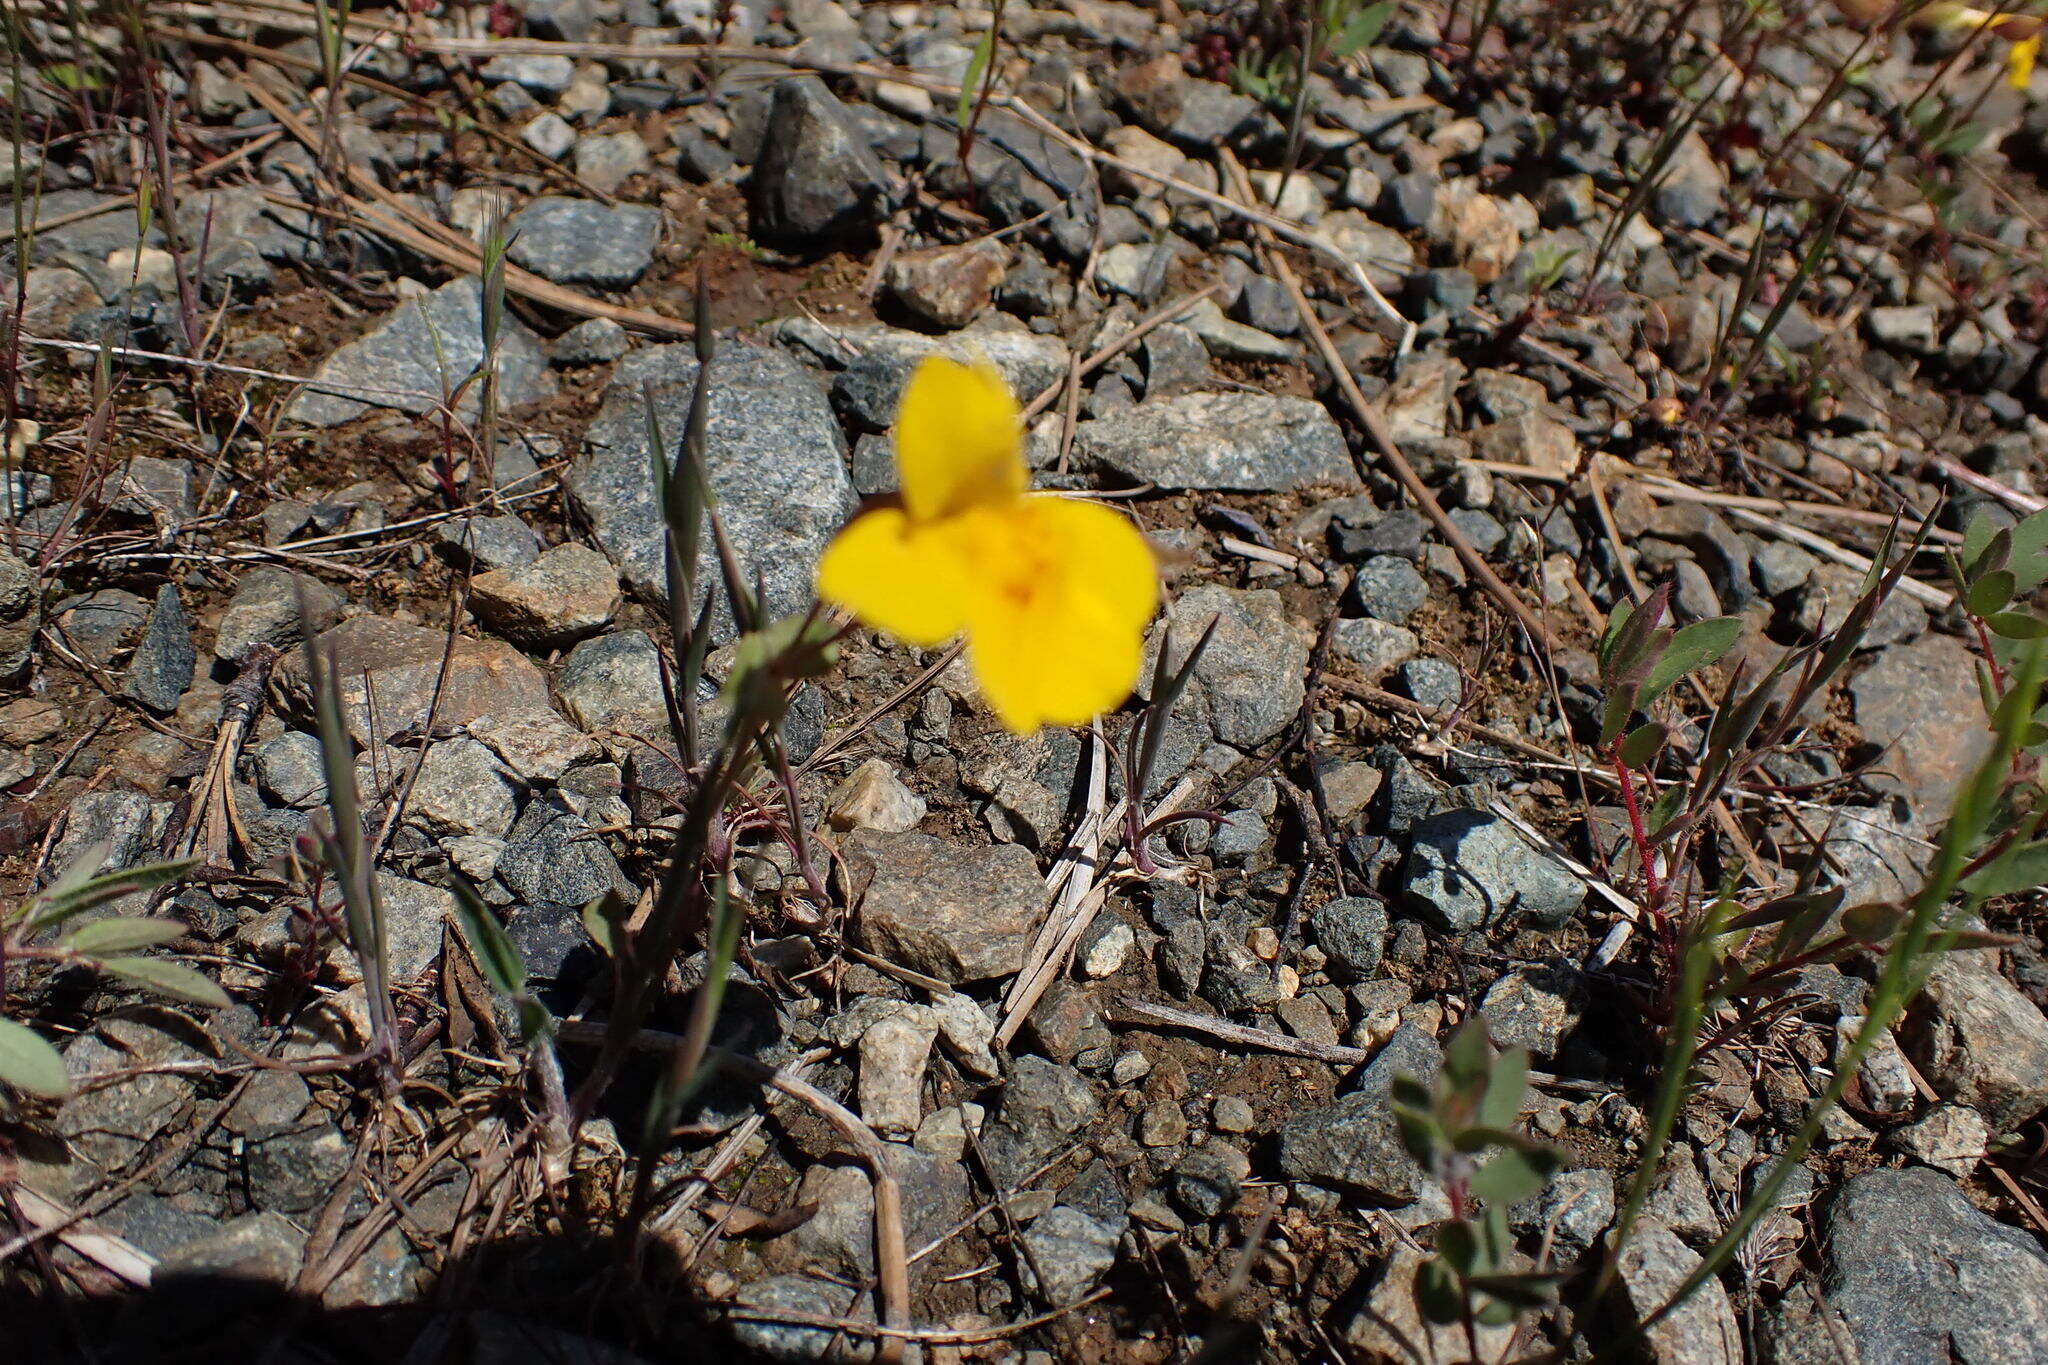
{"left": 506, "top": 197, "right": 662, "bottom": 289}
{"left": 1651, "top": 132, "right": 1727, "bottom": 229}
{"left": 981, "top": 1055, "right": 1102, "bottom": 1185}
{"left": 49, "top": 790, "right": 171, "bottom": 909}
{"left": 481, "top": 53, "right": 574, "bottom": 96}
{"left": 1887, "top": 1103, "right": 1990, "bottom": 1179}
{"left": 1331, "top": 618, "right": 1419, "bottom": 677}
{"left": 748, "top": 76, "right": 890, "bottom": 248}
{"left": 1906, "top": 957, "right": 2048, "bottom": 1131}
{"left": 553, "top": 316, "right": 630, "bottom": 366}
{"left": 121, "top": 583, "right": 194, "bottom": 713}
{"left": 214, "top": 567, "right": 344, "bottom": 664}
{"left": 52, "top": 589, "right": 146, "bottom": 664}
{"left": 567, "top": 344, "right": 855, "bottom": 631}
{"left": 1850, "top": 634, "right": 1994, "bottom": 818}
{"left": 1073, "top": 393, "right": 1354, "bottom": 492}
{"left": 496, "top": 792, "right": 628, "bottom": 906}
{"left": 1182, "top": 296, "right": 1293, "bottom": 363}
{"left": 1480, "top": 964, "right": 1583, "bottom": 1056}
{"left": 775, "top": 317, "right": 1068, "bottom": 432}
{"left": 1147, "top": 584, "right": 1310, "bottom": 747}
{"left": 1311, "top": 896, "right": 1388, "bottom": 979}
{"left": 842, "top": 830, "right": 1045, "bottom": 983}
{"left": 0, "top": 551, "right": 37, "bottom": 679}
{"left": 469, "top": 543, "right": 620, "bottom": 649}
{"left": 435, "top": 514, "right": 544, "bottom": 572}
{"left": 1400, "top": 656, "right": 1463, "bottom": 711}
{"left": 1867, "top": 304, "right": 1941, "bottom": 357}
{"left": 555, "top": 629, "right": 669, "bottom": 735}
{"left": 729, "top": 1274, "right": 874, "bottom": 1362}
{"left": 59, "top": 1011, "right": 204, "bottom": 1171}
{"left": 387, "top": 736, "right": 520, "bottom": 840}
{"left": 523, "top": 112, "right": 576, "bottom": 160}
{"left": 1615, "top": 1222, "right": 1741, "bottom": 1365}
{"left": 1379, "top": 171, "right": 1438, "bottom": 230}
{"left": 1400, "top": 810, "right": 1588, "bottom": 932}
{"left": 248, "top": 1123, "right": 351, "bottom": 1213}
{"left": 1348, "top": 555, "right": 1430, "bottom": 622}
{"left": 882, "top": 239, "right": 1008, "bottom": 329}
{"left": 256, "top": 732, "right": 327, "bottom": 808}
{"left": 778, "top": 1148, "right": 969, "bottom": 1283}
{"left": 1171, "top": 1141, "right": 1249, "bottom": 1220}
{"left": 1275, "top": 1025, "right": 1441, "bottom": 1204}
{"left": 571, "top": 131, "right": 650, "bottom": 195}
{"left": 1822, "top": 1167, "right": 2048, "bottom": 1364}
{"left": 1510, "top": 1167, "right": 1615, "bottom": 1263}
{"left": 1020, "top": 1206, "right": 1119, "bottom": 1303}
{"left": 153, "top": 1210, "right": 305, "bottom": 1292}
{"left": 278, "top": 616, "right": 553, "bottom": 746}
{"left": 373, "top": 873, "right": 459, "bottom": 981}
{"left": 288, "top": 276, "right": 555, "bottom": 427}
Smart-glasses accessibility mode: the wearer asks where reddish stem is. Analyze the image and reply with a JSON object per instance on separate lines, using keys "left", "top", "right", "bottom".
{"left": 1610, "top": 739, "right": 1665, "bottom": 914}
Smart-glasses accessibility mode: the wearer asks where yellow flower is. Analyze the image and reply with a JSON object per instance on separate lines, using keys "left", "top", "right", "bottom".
{"left": 817, "top": 356, "right": 1159, "bottom": 734}
{"left": 2012, "top": 31, "right": 2041, "bottom": 88}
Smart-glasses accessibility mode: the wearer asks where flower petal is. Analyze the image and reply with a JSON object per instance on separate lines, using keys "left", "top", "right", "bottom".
{"left": 963, "top": 499, "right": 1158, "bottom": 733}
{"left": 816, "top": 506, "right": 971, "bottom": 647}
{"left": 894, "top": 356, "right": 1027, "bottom": 522}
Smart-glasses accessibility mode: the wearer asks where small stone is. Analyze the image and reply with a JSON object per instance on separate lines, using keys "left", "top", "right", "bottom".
{"left": 555, "top": 629, "right": 668, "bottom": 735}
{"left": 1146, "top": 585, "right": 1311, "bottom": 747}
{"left": 1320, "top": 761, "right": 1383, "bottom": 824}
{"left": 434, "top": 515, "right": 544, "bottom": 572}
{"left": 1183, "top": 296, "right": 1293, "bottom": 363}
{"left": 214, "top": 567, "right": 343, "bottom": 663}
{"left": 1401, "top": 810, "right": 1588, "bottom": 932}
{"left": 748, "top": 76, "right": 890, "bottom": 248}
{"left": 1887, "top": 1103, "right": 1989, "bottom": 1179}
{"left": 857, "top": 1003, "right": 938, "bottom": 1139}
{"left": 289, "top": 276, "right": 554, "bottom": 426}
{"left": 1471, "top": 412, "right": 1580, "bottom": 478}
{"left": 1850, "top": 634, "right": 1994, "bottom": 818}
{"left": 482, "top": 53, "right": 575, "bottom": 96}
{"left": 729, "top": 1275, "right": 874, "bottom": 1363}
{"left": 1615, "top": 1223, "right": 1741, "bottom": 1365}
{"left": 1276, "top": 1025, "right": 1441, "bottom": 1204}
{"left": 255, "top": 732, "right": 325, "bottom": 807}
{"left": 1906, "top": 957, "right": 2048, "bottom": 1130}
{"left": 53, "top": 589, "right": 147, "bottom": 665}
{"left": 1510, "top": 1167, "right": 1615, "bottom": 1263}
{"left": 278, "top": 616, "right": 553, "bottom": 746}
{"left": 553, "top": 316, "right": 630, "bottom": 366}
{"left": 1019, "top": 1206, "right": 1119, "bottom": 1303}
{"left": 1348, "top": 555, "right": 1430, "bottom": 623}
{"left": 842, "top": 830, "right": 1046, "bottom": 983}
{"left": 1074, "top": 392, "right": 1354, "bottom": 492}
{"left": 1211, "top": 1095, "right": 1256, "bottom": 1133}
{"left": 1821, "top": 1168, "right": 2048, "bottom": 1362}
{"left": 1312, "top": 896, "right": 1388, "bottom": 980}
{"left": 506, "top": 198, "right": 662, "bottom": 289}
{"left": 1480, "top": 964, "right": 1583, "bottom": 1056}
{"left": 1866, "top": 303, "right": 1941, "bottom": 357}
{"left": 1139, "top": 1101, "right": 1188, "bottom": 1147}
{"left": 1332, "top": 618, "right": 1419, "bottom": 677}
{"left": 1651, "top": 132, "right": 1726, "bottom": 229}
{"left": 1076, "top": 916, "right": 1137, "bottom": 979}
{"left": 883, "top": 240, "right": 1009, "bottom": 329}
{"left": 1379, "top": 171, "right": 1437, "bottom": 229}
{"left": 120, "top": 584, "right": 194, "bottom": 713}
{"left": 522, "top": 112, "right": 576, "bottom": 159}
{"left": 571, "top": 131, "right": 650, "bottom": 195}
{"left": 469, "top": 543, "right": 620, "bottom": 649}
{"left": 495, "top": 792, "right": 627, "bottom": 907}
{"left": 826, "top": 757, "right": 926, "bottom": 833}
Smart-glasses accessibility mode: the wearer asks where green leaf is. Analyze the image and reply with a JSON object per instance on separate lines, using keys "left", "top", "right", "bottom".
{"left": 1468, "top": 1150, "right": 1552, "bottom": 1208}
{"left": 1635, "top": 616, "right": 1743, "bottom": 711}
{"left": 2008, "top": 507, "right": 2048, "bottom": 591}
{"left": 1838, "top": 901, "right": 1907, "bottom": 943}
{"left": 1477, "top": 1046, "right": 1531, "bottom": 1130}
{"left": 1619, "top": 722, "right": 1666, "bottom": 771}
{"left": 1413, "top": 1255, "right": 1463, "bottom": 1324}
{"left": 1987, "top": 611, "right": 2048, "bottom": 640}
{"left": 1646, "top": 783, "right": 1686, "bottom": 838}
{"left": 100, "top": 957, "right": 229, "bottom": 1008}
{"left": 1968, "top": 568, "right": 2017, "bottom": 618}
{"left": 0, "top": 1016, "right": 69, "bottom": 1098}
{"left": 956, "top": 22, "right": 996, "bottom": 131}
{"left": 1437, "top": 1219, "right": 1480, "bottom": 1273}
{"left": 1599, "top": 687, "right": 1636, "bottom": 748}
{"left": 30, "top": 854, "right": 198, "bottom": 932}
{"left": 1962, "top": 839, "right": 2048, "bottom": 898}
{"left": 1327, "top": 0, "right": 1393, "bottom": 57}
{"left": 1443, "top": 1018, "right": 1492, "bottom": 1089}
{"left": 581, "top": 888, "right": 631, "bottom": 957}
{"left": 451, "top": 879, "right": 526, "bottom": 998}
{"left": 64, "top": 918, "right": 187, "bottom": 956}
{"left": 1391, "top": 1101, "right": 1443, "bottom": 1166}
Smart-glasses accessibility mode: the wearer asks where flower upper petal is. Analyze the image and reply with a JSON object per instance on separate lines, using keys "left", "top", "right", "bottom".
{"left": 817, "top": 505, "right": 972, "bottom": 647}
{"left": 894, "top": 356, "right": 1028, "bottom": 523}
{"left": 962, "top": 497, "right": 1158, "bottom": 733}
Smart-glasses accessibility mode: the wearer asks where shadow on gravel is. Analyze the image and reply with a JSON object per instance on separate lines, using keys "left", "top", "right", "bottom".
{"left": 1, "top": 1228, "right": 803, "bottom": 1365}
